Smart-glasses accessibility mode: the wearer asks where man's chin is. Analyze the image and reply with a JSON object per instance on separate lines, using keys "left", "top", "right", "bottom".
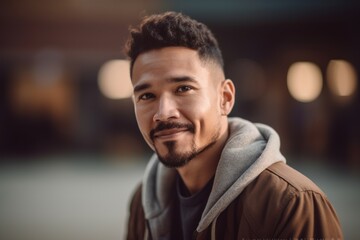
{"left": 153, "top": 139, "right": 198, "bottom": 168}
{"left": 156, "top": 149, "right": 197, "bottom": 168}
{"left": 157, "top": 154, "right": 192, "bottom": 168}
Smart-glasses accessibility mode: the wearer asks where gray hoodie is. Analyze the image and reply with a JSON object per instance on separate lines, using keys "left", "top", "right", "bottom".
{"left": 141, "top": 117, "right": 286, "bottom": 239}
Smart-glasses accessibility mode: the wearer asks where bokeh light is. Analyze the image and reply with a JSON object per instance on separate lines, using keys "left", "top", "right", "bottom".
{"left": 287, "top": 62, "right": 323, "bottom": 102}
{"left": 326, "top": 59, "right": 357, "bottom": 97}
{"left": 98, "top": 60, "right": 132, "bottom": 99}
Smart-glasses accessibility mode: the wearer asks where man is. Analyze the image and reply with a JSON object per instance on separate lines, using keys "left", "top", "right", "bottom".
{"left": 125, "top": 11, "right": 343, "bottom": 240}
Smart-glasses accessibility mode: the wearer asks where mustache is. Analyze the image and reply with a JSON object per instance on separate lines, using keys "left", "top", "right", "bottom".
{"left": 150, "top": 122, "right": 195, "bottom": 140}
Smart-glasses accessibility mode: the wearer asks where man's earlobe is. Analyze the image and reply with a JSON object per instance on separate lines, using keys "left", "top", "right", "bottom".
{"left": 221, "top": 79, "right": 235, "bottom": 115}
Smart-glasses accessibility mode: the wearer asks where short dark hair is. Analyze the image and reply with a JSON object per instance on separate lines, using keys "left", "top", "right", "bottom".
{"left": 125, "top": 11, "right": 224, "bottom": 74}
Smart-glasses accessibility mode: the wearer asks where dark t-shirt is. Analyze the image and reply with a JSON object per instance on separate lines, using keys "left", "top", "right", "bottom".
{"left": 173, "top": 174, "right": 214, "bottom": 240}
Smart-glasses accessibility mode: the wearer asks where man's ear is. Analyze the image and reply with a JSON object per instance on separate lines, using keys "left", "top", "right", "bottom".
{"left": 220, "top": 79, "right": 235, "bottom": 115}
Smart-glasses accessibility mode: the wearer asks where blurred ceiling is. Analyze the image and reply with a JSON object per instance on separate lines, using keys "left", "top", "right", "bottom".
{"left": 2, "top": 0, "right": 359, "bottom": 22}
{"left": 170, "top": 1, "right": 360, "bottom": 22}
{"left": 0, "top": 1, "right": 359, "bottom": 62}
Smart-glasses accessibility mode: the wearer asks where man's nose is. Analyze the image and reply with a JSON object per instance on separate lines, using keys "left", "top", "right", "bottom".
{"left": 153, "top": 94, "right": 180, "bottom": 122}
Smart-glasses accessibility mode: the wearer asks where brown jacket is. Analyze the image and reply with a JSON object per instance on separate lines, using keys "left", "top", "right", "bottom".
{"left": 126, "top": 162, "right": 343, "bottom": 240}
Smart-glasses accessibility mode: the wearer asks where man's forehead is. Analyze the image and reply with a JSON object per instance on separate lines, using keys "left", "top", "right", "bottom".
{"left": 131, "top": 46, "right": 224, "bottom": 86}
{"left": 132, "top": 48, "right": 204, "bottom": 78}
{"left": 134, "top": 47, "right": 199, "bottom": 67}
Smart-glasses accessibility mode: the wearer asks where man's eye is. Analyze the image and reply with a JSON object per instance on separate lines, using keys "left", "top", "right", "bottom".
{"left": 177, "top": 86, "right": 192, "bottom": 93}
{"left": 139, "top": 93, "right": 154, "bottom": 101}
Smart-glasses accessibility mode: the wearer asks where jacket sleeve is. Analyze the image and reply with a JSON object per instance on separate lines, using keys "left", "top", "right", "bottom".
{"left": 275, "top": 190, "right": 343, "bottom": 239}
{"left": 126, "top": 184, "right": 146, "bottom": 240}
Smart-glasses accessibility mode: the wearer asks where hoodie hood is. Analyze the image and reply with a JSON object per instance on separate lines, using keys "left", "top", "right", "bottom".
{"left": 142, "top": 117, "right": 286, "bottom": 237}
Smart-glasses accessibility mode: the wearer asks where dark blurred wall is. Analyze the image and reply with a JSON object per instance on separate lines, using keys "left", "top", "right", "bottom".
{"left": 0, "top": 1, "right": 359, "bottom": 168}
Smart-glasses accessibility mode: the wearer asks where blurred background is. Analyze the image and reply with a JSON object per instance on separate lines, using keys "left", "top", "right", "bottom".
{"left": 1, "top": 0, "right": 360, "bottom": 239}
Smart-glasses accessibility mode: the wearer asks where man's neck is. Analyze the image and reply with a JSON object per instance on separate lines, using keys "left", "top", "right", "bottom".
{"left": 176, "top": 124, "right": 229, "bottom": 195}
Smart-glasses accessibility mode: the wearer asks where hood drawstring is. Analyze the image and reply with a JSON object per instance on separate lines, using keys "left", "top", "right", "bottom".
{"left": 144, "top": 228, "right": 148, "bottom": 240}
{"left": 144, "top": 221, "right": 150, "bottom": 240}
{"left": 211, "top": 216, "right": 218, "bottom": 240}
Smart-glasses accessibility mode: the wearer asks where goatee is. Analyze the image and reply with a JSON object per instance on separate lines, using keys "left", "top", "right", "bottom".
{"left": 157, "top": 140, "right": 197, "bottom": 168}
{"left": 151, "top": 121, "right": 220, "bottom": 168}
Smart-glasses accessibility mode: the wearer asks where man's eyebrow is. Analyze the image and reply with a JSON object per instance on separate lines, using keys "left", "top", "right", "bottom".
{"left": 133, "top": 76, "right": 197, "bottom": 93}
{"left": 133, "top": 83, "right": 151, "bottom": 93}
{"left": 169, "top": 76, "right": 197, "bottom": 83}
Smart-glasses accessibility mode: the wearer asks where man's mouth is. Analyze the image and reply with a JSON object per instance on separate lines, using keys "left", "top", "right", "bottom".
{"left": 153, "top": 128, "right": 189, "bottom": 139}
{"left": 150, "top": 122, "right": 194, "bottom": 141}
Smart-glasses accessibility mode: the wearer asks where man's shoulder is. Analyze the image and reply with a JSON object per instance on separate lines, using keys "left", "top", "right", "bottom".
{"left": 235, "top": 162, "right": 330, "bottom": 236}
{"left": 242, "top": 162, "right": 325, "bottom": 204}
{"left": 264, "top": 161, "right": 324, "bottom": 195}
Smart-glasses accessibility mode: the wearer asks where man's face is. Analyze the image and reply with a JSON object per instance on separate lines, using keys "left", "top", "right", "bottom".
{"left": 132, "top": 47, "right": 225, "bottom": 168}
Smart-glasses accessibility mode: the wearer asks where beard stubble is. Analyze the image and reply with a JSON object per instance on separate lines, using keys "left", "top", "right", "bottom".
{"left": 155, "top": 126, "right": 220, "bottom": 168}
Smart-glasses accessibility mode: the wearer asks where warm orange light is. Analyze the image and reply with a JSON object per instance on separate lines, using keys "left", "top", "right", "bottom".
{"left": 287, "top": 62, "right": 323, "bottom": 102}
{"left": 98, "top": 60, "right": 132, "bottom": 99}
{"left": 326, "top": 60, "right": 357, "bottom": 97}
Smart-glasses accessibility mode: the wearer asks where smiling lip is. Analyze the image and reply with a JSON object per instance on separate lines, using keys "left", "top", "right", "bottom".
{"left": 154, "top": 128, "right": 189, "bottom": 139}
